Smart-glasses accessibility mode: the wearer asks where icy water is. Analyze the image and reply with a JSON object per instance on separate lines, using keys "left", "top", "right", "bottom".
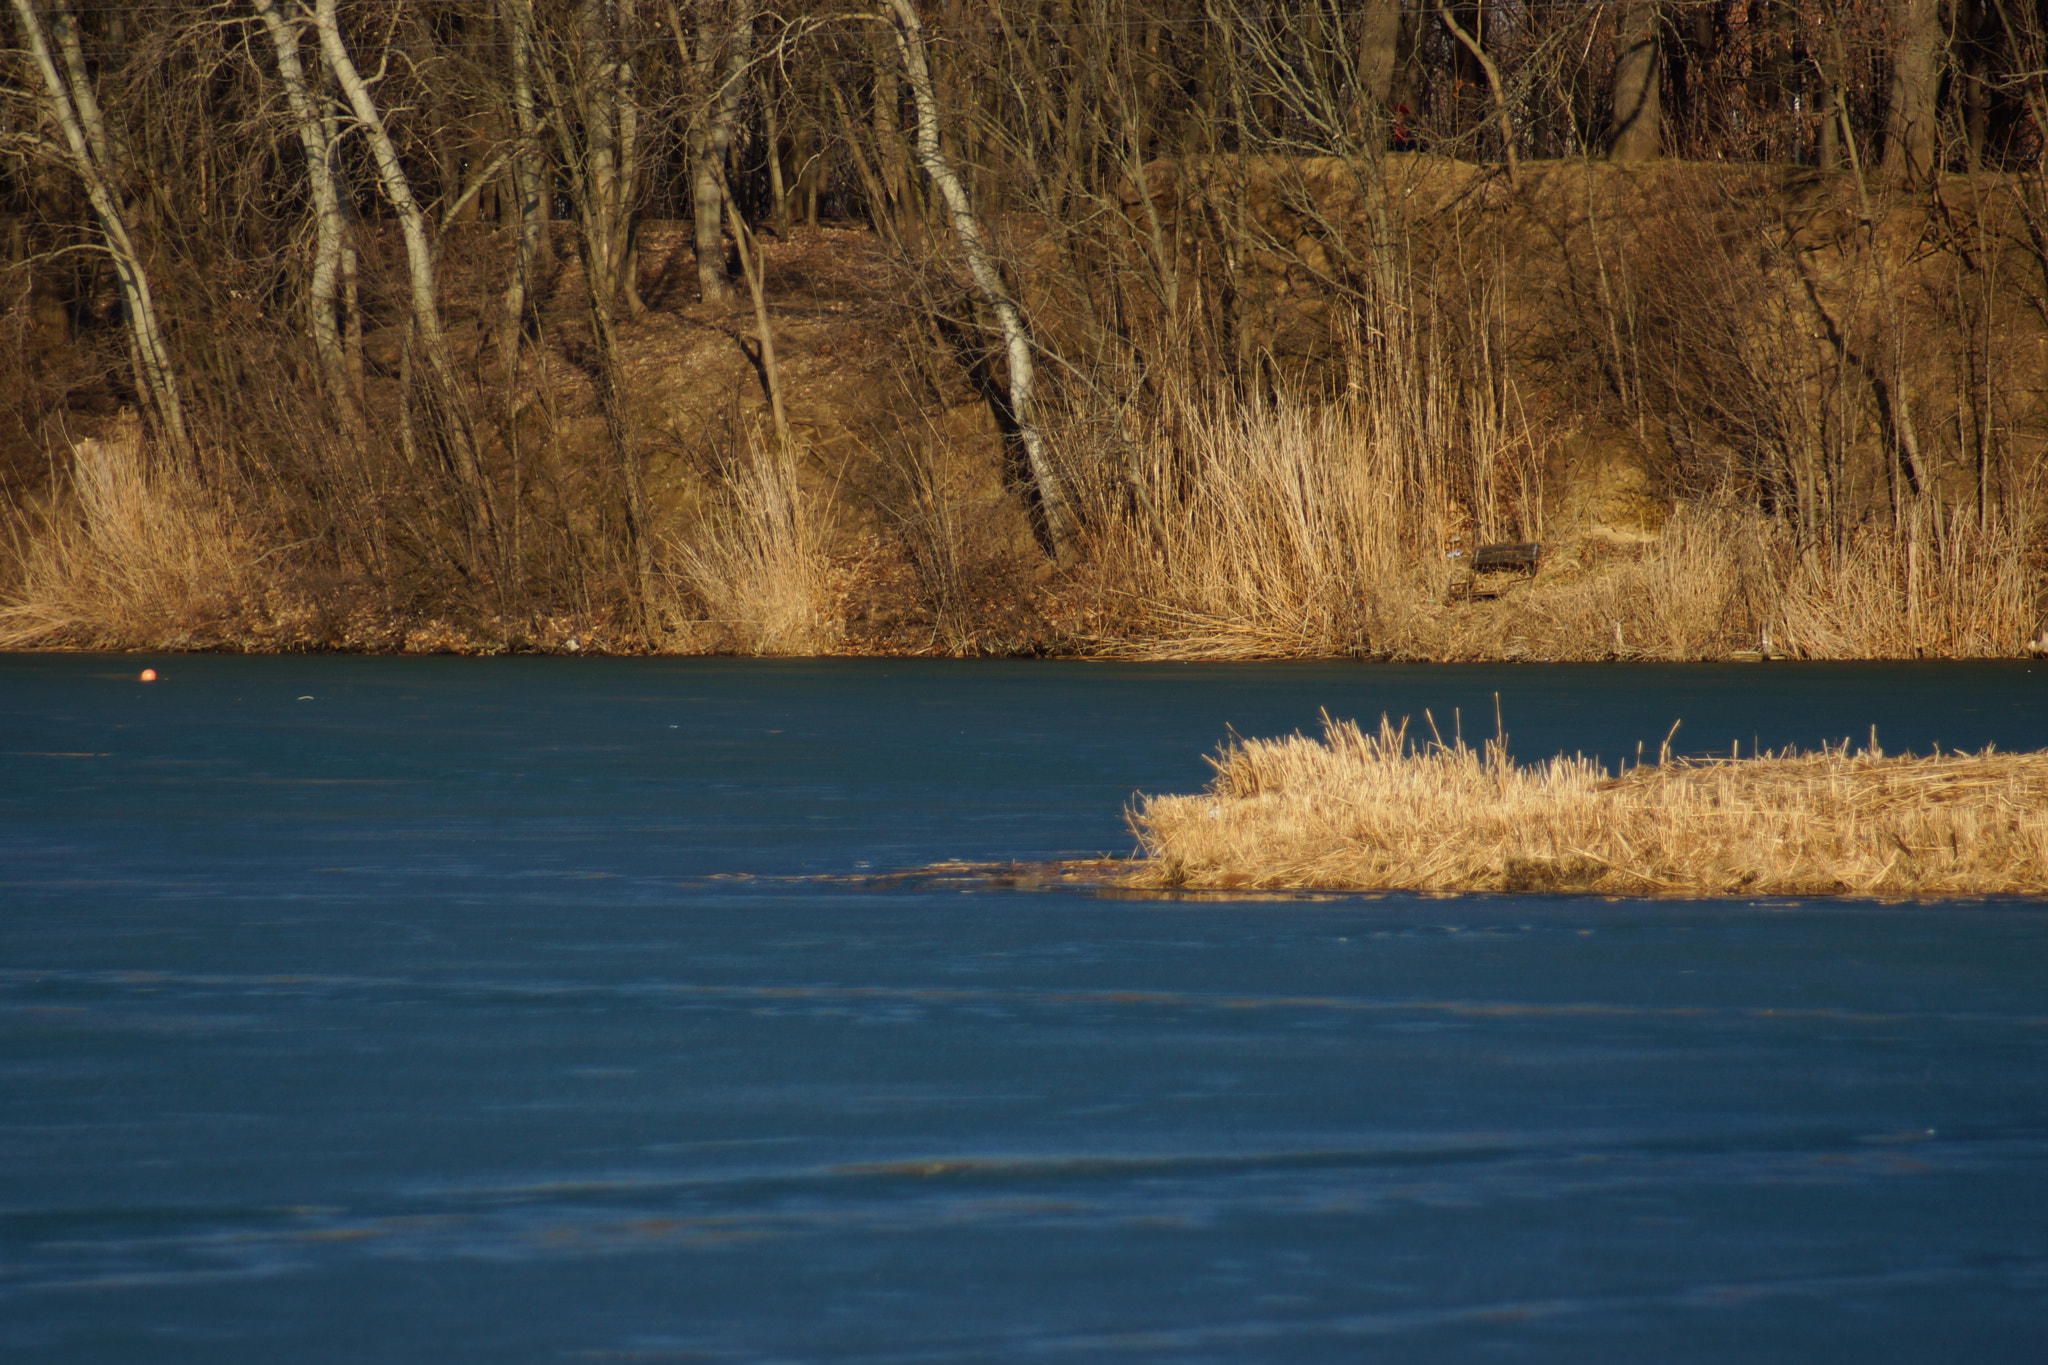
{"left": 2, "top": 656, "right": 2045, "bottom": 1363}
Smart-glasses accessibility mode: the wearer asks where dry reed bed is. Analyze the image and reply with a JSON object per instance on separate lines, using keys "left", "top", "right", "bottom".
{"left": 0, "top": 422, "right": 296, "bottom": 650}
{"left": 663, "top": 433, "right": 838, "bottom": 655}
{"left": 1128, "top": 715, "right": 2048, "bottom": 897}
{"left": 1072, "top": 401, "right": 2038, "bottom": 662}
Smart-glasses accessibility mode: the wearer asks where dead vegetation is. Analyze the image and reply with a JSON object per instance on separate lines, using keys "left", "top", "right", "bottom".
{"left": 1064, "top": 396, "right": 2037, "bottom": 662}
{"left": 664, "top": 426, "right": 837, "bottom": 654}
{"left": 1128, "top": 713, "right": 2048, "bottom": 898}
{"left": 0, "top": 416, "right": 304, "bottom": 650}
{"left": 3, "top": 4, "right": 2046, "bottom": 658}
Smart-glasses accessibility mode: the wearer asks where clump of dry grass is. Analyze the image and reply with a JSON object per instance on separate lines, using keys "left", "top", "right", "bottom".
{"left": 1128, "top": 713, "right": 2048, "bottom": 897}
{"left": 666, "top": 433, "right": 838, "bottom": 655}
{"left": 1079, "top": 401, "right": 1407, "bottom": 660}
{"left": 0, "top": 420, "right": 287, "bottom": 649}
{"left": 1074, "top": 397, "right": 2037, "bottom": 661}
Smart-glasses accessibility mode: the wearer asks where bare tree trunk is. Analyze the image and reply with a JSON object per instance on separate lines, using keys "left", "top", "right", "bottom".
{"left": 795, "top": 115, "right": 821, "bottom": 227}
{"left": 672, "top": 0, "right": 749, "bottom": 306}
{"left": 1437, "top": 2, "right": 1519, "bottom": 189}
{"left": 884, "top": 0, "right": 1068, "bottom": 555}
{"left": 1354, "top": 0, "right": 1402, "bottom": 140}
{"left": 252, "top": 0, "right": 352, "bottom": 422}
{"left": 584, "top": 264, "right": 657, "bottom": 644}
{"left": 1609, "top": 3, "right": 1662, "bottom": 161}
{"left": 315, "top": 0, "right": 488, "bottom": 516}
{"left": 302, "top": 34, "right": 367, "bottom": 410}
{"left": 1816, "top": 76, "right": 1841, "bottom": 169}
{"left": 1883, "top": 0, "right": 1944, "bottom": 183}
{"left": 829, "top": 80, "right": 895, "bottom": 245}
{"left": 12, "top": 0, "right": 190, "bottom": 458}
{"left": 316, "top": 0, "right": 438, "bottom": 363}
{"left": 871, "top": 24, "right": 917, "bottom": 246}
{"left": 556, "top": 80, "right": 655, "bottom": 644}
{"left": 1826, "top": 39, "right": 1935, "bottom": 505}
{"left": 498, "top": 0, "right": 547, "bottom": 589}
{"left": 541, "top": 1, "right": 659, "bottom": 639}
{"left": 339, "top": 204, "right": 365, "bottom": 408}
{"left": 576, "top": 0, "right": 644, "bottom": 315}
{"left": 499, "top": 0, "right": 546, "bottom": 360}
{"left": 723, "top": 176, "right": 790, "bottom": 456}
{"left": 763, "top": 68, "right": 789, "bottom": 236}
{"left": 1109, "top": 65, "right": 1179, "bottom": 321}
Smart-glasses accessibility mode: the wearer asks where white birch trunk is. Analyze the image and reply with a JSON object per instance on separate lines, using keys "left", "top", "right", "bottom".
{"left": 252, "top": 0, "right": 350, "bottom": 416}
{"left": 12, "top": 0, "right": 190, "bottom": 457}
{"left": 314, "top": 0, "right": 486, "bottom": 505}
{"left": 314, "top": 0, "right": 447, "bottom": 375}
{"left": 884, "top": 0, "right": 1068, "bottom": 553}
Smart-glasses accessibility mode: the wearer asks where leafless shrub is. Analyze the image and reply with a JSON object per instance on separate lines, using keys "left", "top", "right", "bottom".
{"left": 863, "top": 424, "right": 1037, "bottom": 653}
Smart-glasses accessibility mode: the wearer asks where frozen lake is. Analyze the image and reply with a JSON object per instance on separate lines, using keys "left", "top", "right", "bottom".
{"left": 2, "top": 656, "right": 2044, "bottom": 1362}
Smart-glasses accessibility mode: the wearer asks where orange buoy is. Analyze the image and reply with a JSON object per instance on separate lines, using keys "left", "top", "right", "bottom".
{"left": 139, "top": 668, "right": 158, "bottom": 682}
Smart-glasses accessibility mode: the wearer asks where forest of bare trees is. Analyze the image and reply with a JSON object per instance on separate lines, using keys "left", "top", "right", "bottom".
{"left": 4, "top": 1, "right": 2046, "bottom": 658}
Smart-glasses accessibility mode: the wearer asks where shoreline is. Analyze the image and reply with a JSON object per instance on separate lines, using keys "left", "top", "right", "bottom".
{"left": 803, "top": 856, "right": 2048, "bottom": 901}
{"left": 6, "top": 637, "right": 2042, "bottom": 663}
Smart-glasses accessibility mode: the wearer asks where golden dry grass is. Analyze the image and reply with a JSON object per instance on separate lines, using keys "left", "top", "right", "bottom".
{"left": 1076, "top": 400, "right": 2037, "bottom": 661}
{"left": 0, "top": 419, "right": 288, "bottom": 649}
{"left": 665, "top": 433, "right": 839, "bottom": 655}
{"left": 1128, "top": 714, "right": 2048, "bottom": 897}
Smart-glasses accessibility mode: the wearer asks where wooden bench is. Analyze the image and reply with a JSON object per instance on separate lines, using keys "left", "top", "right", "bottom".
{"left": 1448, "top": 541, "right": 1541, "bottom": 600}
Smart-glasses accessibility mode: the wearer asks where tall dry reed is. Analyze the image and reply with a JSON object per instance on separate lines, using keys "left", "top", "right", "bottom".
{"left": 666, "top": 432, "right": 837, "bottom": 655}
{"left": 1080, "top": 401, "right": 1418, "bottom": 658}
{"left": 0, "top": 421, "right": 283, "bottom": 649}
{"left": 1129, "top": 714, "right": 2048, "bottom": 897}
{"left": 1076, "top": 398, "right": 2036, "bottom": 660}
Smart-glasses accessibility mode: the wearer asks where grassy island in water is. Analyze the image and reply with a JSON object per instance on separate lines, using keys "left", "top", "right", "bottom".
{"left": 1127, "top": 716, "right": 2048, "bottom": 898}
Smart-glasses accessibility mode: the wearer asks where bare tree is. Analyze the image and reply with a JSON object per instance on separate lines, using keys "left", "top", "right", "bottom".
{"left": 1988, "top": 0, "right": 2048, "bottom": 174}
{"left": 251, "top": 0, "right": 353, "bottom": 422}
{"left": 568, "top": 0, "right": 645, "bottom": 315}
{"left": 1437, "top": 2, "right": 1520, "bottom": 189}
{"left": 315, "top": 0, "right": 490, "bottom": 523}
{"left": 1883, "top": 0, "right": 1944, "bottom": 182}
{"left": 1609, "top": 3, "right": 1662, "bottom": 160}
{"left": 1353, "top": 0, "right": 1410, "bottom": 148}
{"left": 666, "top": 0, "right": 751, "bottom": 306}
{"left": 884, "top": 0, "right": 1067, "bottom": 554}
{"left": 9, "top": 0, "right": 190, "bottom": 457}
{"left": 535, "top": 0, "right": 660, "bottom": 638}
{"left": 498, "top": 0, "right": 548, "bottom": 371}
